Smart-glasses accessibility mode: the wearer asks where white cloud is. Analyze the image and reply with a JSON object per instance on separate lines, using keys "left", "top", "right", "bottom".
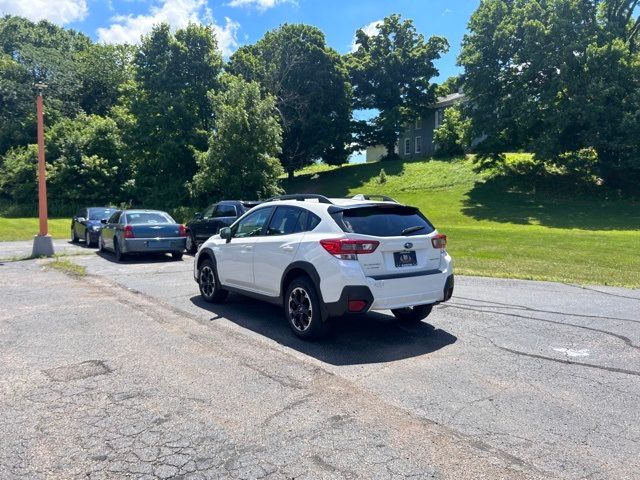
{"left": 350, "top": 19, "right": 382, "bottom": 53}
{"left": 97, "top": 0, "right": 240, "bottom": 56}
{"left": 0, "top": 0, "right": 87, "bottom": 25}
{"left": 226, "top": 0, "right": 294, "bottom": 11}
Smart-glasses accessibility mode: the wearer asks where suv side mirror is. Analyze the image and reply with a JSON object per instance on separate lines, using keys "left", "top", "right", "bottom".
{"left": 219, "top": 227, "right": 232, "bottom": 242}
{"left": 76, "top": 217, "right": 86, "bottom": 223}
{"left": 194, "top": 212, "right": 203, "bottom": 220}
{"left": 100, "top": 219, "right": 108, "bottom": 224}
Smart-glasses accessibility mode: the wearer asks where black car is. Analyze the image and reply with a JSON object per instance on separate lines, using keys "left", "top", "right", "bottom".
{"left": 71, "top": 207, "right": 117, "bottom": 247}
{"left": 185, "top": 200, "right": 259, "bottom": 253}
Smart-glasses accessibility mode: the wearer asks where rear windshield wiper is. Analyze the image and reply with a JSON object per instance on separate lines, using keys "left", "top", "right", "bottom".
{"left": 401, "top": 225, "right": 425, "bottom": 235}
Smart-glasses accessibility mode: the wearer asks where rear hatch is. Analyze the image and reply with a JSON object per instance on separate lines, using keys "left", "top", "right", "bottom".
{"left": 330, "top": 204, "right": 442, "bottom": 278}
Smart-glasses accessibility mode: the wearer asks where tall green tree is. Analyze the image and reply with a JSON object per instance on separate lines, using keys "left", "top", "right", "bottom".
{"left": 347, "top": 14, "right": 449, "bottom": 159}
{"left": 131, "top": 23, "right": 223, "bottom": 207}
{"left": 190, "top": 74, "right": 283, "bottom": 201}
{"left": 227, "top": 24, "right": 352, "bottom": 178}
{"left": 0, "top": 16, "right": 91, "bottom": 155}
{"left": 459, "top": 0, "right": 640, "bottom": 188}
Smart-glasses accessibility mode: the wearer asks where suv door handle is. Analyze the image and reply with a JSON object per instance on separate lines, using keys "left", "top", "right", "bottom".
{"left": 280, "top": 245, "right": 294, "bottom": 251}
{"left": 242, "top": 245, "right": 253, "bottom": 250}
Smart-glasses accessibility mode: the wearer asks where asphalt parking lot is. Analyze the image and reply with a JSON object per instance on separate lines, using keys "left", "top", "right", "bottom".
{"left": 1, "top": 246, "right": 639, "bottom": 479}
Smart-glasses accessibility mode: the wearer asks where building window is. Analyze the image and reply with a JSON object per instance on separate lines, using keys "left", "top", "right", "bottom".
{"left": 435, "top": 109, "right": 445, "bottom": 128}
{"left": 404, "top": 138, "right": 411, "bottom": 156}
{"left": 415, "top": 136, "right": 422, "bottom": 154}
{"left": 415, "top": 118, "right": 422, "bottom": 130}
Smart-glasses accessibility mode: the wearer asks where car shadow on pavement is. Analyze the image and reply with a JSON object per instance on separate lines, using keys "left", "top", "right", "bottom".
{"left": 96, "top": 251, "right": 179, "bottom": 264}
{"left": 190, "top": 294, "right": 457, "bottom": 366}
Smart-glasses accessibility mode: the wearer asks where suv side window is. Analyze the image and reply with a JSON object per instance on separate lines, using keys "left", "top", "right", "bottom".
{"left": 202, "top": 204, "right": 216, "bottom": 219}
{"left": 214, "top": 204, "right": 236, "bottom": 218}
{"left": 234, "top": 207, "right": 274, "bottom": 238}
{"left": 76, "top": 208, "right": 85, "bottom": 219}
{"left": 295, "top": 209, "right": 321, "bottom": 232}
{"left": 266, "top": 207, "right": 302, "bottom": 236}
{"left": 108, "top": 211, "right": 121, "bottom": 224}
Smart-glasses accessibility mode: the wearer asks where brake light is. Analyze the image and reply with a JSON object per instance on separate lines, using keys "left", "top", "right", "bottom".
{"left": 178, "top": 224, "right": 187, "bottom": 237}
{"left": 123, "top": 225, "right": 135, "bottom": 238}
{"left": 431, "top": 233, "right": 447, "bottom": 249}
{"left": 320, "top": 239, "right": 379, "bottom": 260}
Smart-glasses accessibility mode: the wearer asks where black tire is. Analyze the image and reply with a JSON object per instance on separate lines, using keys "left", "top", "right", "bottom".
{"left": 98, "top": 234, "right": 105, "bottom": 252}
{"left": 71, "top": 226, "right": 79, "bottom": 243}
{"left": 391, "top": 304, "right": 433, "bottom": 323}
{"left": 198, "top": 258, "right": 228, "bottom": 303}
{"left": 284, "top": 276, "right": 328, "bottom": 340}
{"left": 185, "top": 231, "right": 197, "bottom": 254}
{"left": 114, "top": 239, "right": 126, "bottom": 262}
{"left": 172, "top": 251, "right": 184, "bottom": 261}
{"left": 84, "top": 229, "right": 94, "bottom": 247}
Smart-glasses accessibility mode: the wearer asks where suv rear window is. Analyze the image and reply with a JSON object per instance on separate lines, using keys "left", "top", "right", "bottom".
{"left": 331, "top": 205, "right": 435, "bottom": 237}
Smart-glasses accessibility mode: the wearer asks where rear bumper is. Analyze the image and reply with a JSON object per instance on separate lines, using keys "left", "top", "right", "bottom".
{"left": 368, "top": 269, "right": 453, "bottom": 310}
{"left": 123, "top": 237, "right": 186, "bottom": 253}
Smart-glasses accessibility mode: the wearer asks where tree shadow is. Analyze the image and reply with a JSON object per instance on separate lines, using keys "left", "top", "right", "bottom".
{"left": 284, "top": 159, "right": 406, "bottom": 197}
{"left": 462, "top": 175, "right": 640, "bottom": 230}
{"left": 190, "top": 294, "right": 457, "bottom": 366}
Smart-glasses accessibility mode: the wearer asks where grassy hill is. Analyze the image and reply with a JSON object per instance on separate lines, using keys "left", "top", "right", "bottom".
{"left": 284, "top": 156, "right": 640, "bottom": 288}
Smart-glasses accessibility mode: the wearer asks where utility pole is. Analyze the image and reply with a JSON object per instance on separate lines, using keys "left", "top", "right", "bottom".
{"left": 31, "top": 82, "right": 54, "bottom": 257}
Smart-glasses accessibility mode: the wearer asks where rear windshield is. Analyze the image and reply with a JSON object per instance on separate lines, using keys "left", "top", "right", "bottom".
{"left": 88, "top": 208, "right": 116, "bottom": 220}
{"left": 125, "top": 212, "right": 174, "bottom": 224}
{"left": 331, "top": 205, "right": 435, "bottom": 237}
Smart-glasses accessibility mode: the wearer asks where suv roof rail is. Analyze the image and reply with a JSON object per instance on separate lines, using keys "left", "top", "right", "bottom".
{"left": 351, "top": 194, "right": 398, "bottom": 203}
{"left": 265, "top": 194, "right": 333, "bottom": 204}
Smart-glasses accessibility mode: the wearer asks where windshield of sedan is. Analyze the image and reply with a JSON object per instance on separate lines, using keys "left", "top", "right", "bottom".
{"left": 88, "top": 209, "right": 117, "bottom": 220}
{"left": 125, "top": 212, "right": 174, "bottom": 224}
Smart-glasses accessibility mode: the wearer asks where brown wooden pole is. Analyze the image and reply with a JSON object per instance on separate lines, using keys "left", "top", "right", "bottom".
{"left": 36, "top": 90, "right": 48, "bottom": 236}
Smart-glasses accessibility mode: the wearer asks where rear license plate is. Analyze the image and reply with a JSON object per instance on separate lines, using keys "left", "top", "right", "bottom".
{"left": 148, "top": 240, "right": 169, "bottom": 248}
{"left": 394, "top": 250, "right": 417, "bottom": 268}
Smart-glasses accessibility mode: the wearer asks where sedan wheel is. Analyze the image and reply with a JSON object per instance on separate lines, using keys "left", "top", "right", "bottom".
{"left": 71, "top": 227, "right": 78, "bottom": 243}
{"left": 85, "top": 230, "right": 92, "bottom": 247}
{"left": 98, "top": 234, "right": 105, "bottom": 252}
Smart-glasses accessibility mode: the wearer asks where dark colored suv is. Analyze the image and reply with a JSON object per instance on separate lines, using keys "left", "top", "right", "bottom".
{"left": 185, "top": 200, "right": 259, "bottom": 253}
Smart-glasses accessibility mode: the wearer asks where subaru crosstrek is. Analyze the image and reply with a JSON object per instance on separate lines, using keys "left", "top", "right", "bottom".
{"left": 194, "top": 194, "right": 454, "bottom": 339}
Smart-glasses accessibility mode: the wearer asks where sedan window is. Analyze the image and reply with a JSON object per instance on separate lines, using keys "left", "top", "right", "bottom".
{"left": 126, "top": 212, "right": 173, "bottom": 224}
{"left": 107, "top": 212, "right": 121, "bottom": 224}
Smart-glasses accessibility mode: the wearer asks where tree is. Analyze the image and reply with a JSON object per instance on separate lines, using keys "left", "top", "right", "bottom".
{"left": 131, "top": 23, "right": 223, "bottom": 207}
{"left": 433, "top": 105, "right": 471, "bottom": 157}
{"left": 347, "top": 14, "right": 449, "bottom": 159}
{"left": 458, "top": 0, "right": 640, "bottom": 188}
{"left": 436, "top": 75, "right": 463, "bottom": 97}
{"left": 190, "top": 74, "right": 283, "bottom": 201}
{"left": 0, "top": 15, "right": 91, "bottom": 155}
{"left": 0, "top": 114, "right": 129, "bottom": 213}
{"left": 227, "top": 24, "right": 352, "bottom": 178}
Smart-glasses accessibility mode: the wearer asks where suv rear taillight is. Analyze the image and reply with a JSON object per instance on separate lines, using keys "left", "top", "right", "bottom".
{"left": 123, "top": 225, "right": 135, "bottom": 238}
{"left": 178, "top": 224, "right": 187, "bottom": 237}
{"left": 320, "top": 239, "right": 379, "bottom": 260}
{"left": 431, "top": 233, "right": 447, "bottom": 249}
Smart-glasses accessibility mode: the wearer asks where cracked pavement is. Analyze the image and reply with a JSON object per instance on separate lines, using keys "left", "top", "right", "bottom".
{"left": 0, "top": 248, "right": 638, "bottom": 479}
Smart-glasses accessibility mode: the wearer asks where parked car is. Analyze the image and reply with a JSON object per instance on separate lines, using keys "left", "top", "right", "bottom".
{"left": 185, "top": 200, "right": 260, "bottom": 254}
{"left": 99, "top": 209, "right": 187, "bottom": 262}
{"left": 71, "top": 207, "right": 117, "bottom": 247}
{"left": 194, "top": 194, "right": 454, "bottom": 340}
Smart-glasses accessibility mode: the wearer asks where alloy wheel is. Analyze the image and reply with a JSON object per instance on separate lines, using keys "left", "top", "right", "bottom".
{"left": 200, "top": 266, "right": 215, "bottom": 298}
{"left": 288, "top": 287, "right": 313, "bottom": 332}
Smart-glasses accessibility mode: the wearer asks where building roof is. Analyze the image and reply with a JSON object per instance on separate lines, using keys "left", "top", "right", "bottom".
{"left": 434, "top": 92, "right": 465, "bottom": 108}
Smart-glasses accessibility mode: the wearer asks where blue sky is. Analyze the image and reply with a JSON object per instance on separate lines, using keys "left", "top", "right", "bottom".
{"left": 1, "top": 0, "right": 480, "bottom": 80}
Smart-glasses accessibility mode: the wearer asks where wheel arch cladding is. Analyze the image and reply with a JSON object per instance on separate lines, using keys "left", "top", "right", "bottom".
{"left": 281, "top": 262, "right": 323, "bottom": 302}
{"left": 197, "top": 248, "right": 216, "bottom": 271}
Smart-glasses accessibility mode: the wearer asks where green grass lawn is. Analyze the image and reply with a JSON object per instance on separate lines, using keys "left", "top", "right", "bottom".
{"left": 284, "top": 156, "right": 640, "bottom": 288}
{"left": 0, "top": 217, "right": 70, "bottom": 242}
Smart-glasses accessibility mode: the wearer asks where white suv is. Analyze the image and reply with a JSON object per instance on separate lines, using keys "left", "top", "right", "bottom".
{"left": 194, "top": 194, "right": 454, "bottom": 339}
